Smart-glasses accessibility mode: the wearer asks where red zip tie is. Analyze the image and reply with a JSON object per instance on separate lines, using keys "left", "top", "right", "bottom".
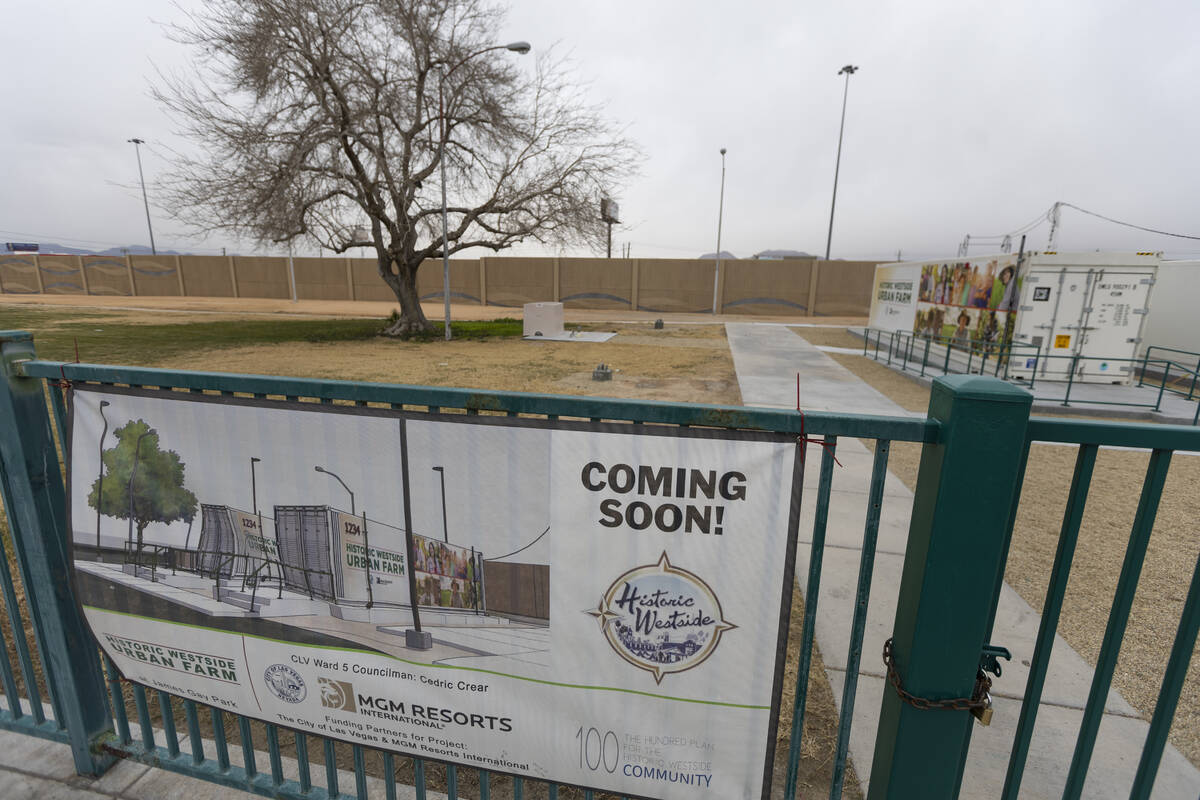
{"left": 797, "top": 373, "right": 842, "bottom": 467}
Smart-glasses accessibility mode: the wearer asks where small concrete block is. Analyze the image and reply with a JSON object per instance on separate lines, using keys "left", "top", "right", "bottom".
{"left": 83, "top": 757, "right": 151, "bottom": 795}
{"left": 406, "top": 629, "right": 434, "bottom": 650}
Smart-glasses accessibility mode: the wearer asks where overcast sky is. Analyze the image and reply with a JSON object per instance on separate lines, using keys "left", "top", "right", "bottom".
{"left": 2, "top": 0, "right": 1198, "bottom": 261}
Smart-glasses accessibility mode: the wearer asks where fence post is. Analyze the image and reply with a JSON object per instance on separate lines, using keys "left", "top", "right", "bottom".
{"left": 0, "top": 332, "right": 115, "bottom": 776}
{"left": 867, "top": 375, "right": 1031, "bottom": 799}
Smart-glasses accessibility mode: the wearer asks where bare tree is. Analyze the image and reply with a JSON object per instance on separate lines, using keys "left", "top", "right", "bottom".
{"left": 156, "top": 0, "right": 639, "bottom": 334}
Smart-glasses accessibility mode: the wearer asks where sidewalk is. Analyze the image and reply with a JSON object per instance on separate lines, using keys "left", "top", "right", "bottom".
{"left": 726, "top": 322, "right": 1199, "bottom": 798}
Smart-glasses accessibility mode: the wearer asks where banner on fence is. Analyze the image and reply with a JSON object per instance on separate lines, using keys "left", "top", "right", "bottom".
{"left": 68, "top": 387, "right": 802, "bottom": 799}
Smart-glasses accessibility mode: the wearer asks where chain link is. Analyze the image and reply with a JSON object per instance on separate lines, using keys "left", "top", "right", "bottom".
{"left": 882, "top": 637, "right": 991, "bottom": 712}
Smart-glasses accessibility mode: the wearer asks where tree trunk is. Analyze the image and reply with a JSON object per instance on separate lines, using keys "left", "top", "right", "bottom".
{"left": 379, "top": 255, "right": 432, "bottom": 336}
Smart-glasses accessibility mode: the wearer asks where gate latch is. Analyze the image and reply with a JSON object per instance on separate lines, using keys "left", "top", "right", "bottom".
{"left": 980, "top": 643, "right": 1011, "bottom": 678}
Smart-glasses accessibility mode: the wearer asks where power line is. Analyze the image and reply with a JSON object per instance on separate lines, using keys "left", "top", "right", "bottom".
{"left": 1059, "top": 203, "right": 1200, "bottom": 242}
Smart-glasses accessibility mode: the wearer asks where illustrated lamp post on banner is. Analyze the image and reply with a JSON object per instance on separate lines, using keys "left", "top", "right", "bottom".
{"left": 250, "top": 457, "right": 261, "bottom": 515}
{"left": 315, "top": 465, "right": 355, "bottom": 515}
{"left": 435, "top": 41, "right": 531, "bottom": 341}
{"left": 96, "top": 401, "right": 110, "bottom": 553}
{"left": 127, "top": 430, "right": 151, "bottom": 550}
{"left": 432, "top": 466, "right": 449, "bottom": 543}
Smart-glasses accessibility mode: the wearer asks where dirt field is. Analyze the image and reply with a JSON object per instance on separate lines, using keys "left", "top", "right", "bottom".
{"left": 792, "top": 326, "right": 1200, "bottom": 767}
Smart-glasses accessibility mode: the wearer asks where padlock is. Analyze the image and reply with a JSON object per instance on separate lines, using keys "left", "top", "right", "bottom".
{"left": 971, "top": 692, "right": 993, "bottom": 726}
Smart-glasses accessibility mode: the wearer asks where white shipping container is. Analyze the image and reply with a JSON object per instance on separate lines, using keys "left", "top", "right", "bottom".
{"left": 1007, "top": 253, "right": 1158, "bottom": 384}
{"left": 1137, "top": 260, "right": 1200, "bottom": 366}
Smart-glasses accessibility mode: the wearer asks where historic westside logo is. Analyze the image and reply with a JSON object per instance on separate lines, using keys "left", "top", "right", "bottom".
{"left": 264, "top": 664, "right": 306, "bottom": 704}
{"left": 586, "top": 551, "right": 734, "bottom": 683}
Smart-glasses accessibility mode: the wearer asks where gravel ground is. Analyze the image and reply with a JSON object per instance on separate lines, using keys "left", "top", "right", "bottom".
{"left": 792, "top": 326, "right": 1200, "bottom": 767}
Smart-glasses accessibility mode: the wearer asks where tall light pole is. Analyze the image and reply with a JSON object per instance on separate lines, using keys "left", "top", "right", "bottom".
{"left": 436, "top": 41, "right": 531, "bottom": 341}
{"left": 712, "top": 147, "right": 727, "bottom": 315}
{"left": 431, "top": 467, "right": 449, "bottom": 543}
{"left": 250, "top": 457, "right": 261, "bottom": 515}
{"left": 127, "top": 138, "right": 157, "bottom": 255}
{"left": 96, "top": 401, "right": 110, "bottom": 554}
{"left": 315, "top": 466, "right": 354, "bottom": 515}
{"left": 824, "top": 65, "right": 859, "bottom": 261}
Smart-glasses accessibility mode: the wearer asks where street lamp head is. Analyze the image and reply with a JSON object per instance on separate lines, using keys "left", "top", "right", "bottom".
{"left": 314, "top": 466, "right": 326, "bottom": 473}
{"left": 505, "top": 41, "right": 532, "bottom": 54}
{"left": 127, "top": 137, "right": 145, "bottom": 144}
{"left": 838, "top": 65, "right": 859, "bottom": 75}
{"left": 720, "top": 147, "right": 727, "bottom": 155}
{"left": 251, "top": 457, "right": 261, "bottom": 464}
{"left": 100, "top": 400, "right": 110, "bottom": 408}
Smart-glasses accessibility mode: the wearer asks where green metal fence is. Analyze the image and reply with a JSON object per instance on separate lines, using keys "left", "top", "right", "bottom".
{"left": 0, "top": 328, "right": 1198, "bottom": 799}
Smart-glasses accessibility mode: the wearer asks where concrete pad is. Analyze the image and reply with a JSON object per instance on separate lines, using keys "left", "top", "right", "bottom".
{"left": 796, "top": 485, "right": 913, "bottom": 556}
{"left": 0, "top": 729, "right": 86, "bottom": 782}
{"left": 86, "top": 756, "right": 151, "bottom": 795}
{"left": 826, "top": 671, "right": 1200, "bottom": 799}
{"left": 4, "top": 772, "right": 113, "bottom": 800}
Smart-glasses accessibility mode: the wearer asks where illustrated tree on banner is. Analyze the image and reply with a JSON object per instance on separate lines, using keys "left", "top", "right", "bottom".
{"left": 87, "top": 419, "right": 199, "bottom": 550}
{"left": 155, "top": 0, "right": 640, "bottom": 336}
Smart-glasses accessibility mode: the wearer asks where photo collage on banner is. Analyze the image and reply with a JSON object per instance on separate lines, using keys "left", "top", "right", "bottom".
{"left": 913, "top": 254, "right": 1022, "bottom": 349}
{"left": 68, "top": 387, "right": 803, "bottom": 799}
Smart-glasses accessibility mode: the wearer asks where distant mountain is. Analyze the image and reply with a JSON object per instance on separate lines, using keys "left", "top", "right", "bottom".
{"left": 698, "top": 250, "right": 738, "bottom": 260}
{"left": 752, "top": 249, "right": 815, "bottom": 260}
{"left": 16, "top": 243, "right": 186, "bottom": 257}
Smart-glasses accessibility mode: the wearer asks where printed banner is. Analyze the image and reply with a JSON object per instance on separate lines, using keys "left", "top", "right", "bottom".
{"left": 332, "top": 510, "right": 410, "bottom": 606}
{"left": 69, "top": 387, "right": 801, "bottom": 799}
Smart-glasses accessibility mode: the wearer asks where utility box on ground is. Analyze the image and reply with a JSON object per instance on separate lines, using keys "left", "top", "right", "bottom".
{"left": 523, "top": 302, "right": 564, "bottom": 338}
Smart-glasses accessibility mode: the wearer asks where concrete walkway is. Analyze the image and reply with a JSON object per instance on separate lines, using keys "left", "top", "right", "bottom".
{"left": 726, "top": 322, "right": 1200, "bottom": 798}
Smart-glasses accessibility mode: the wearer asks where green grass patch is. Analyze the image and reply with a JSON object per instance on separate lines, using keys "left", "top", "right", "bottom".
{"left": 0, "top": 307, "right": 522, "bottom": 365}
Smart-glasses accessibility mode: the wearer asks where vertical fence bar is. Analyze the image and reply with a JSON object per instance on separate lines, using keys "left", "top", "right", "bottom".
{"left": 1154, "top": 362, "right": 1170, "bottom": 412}
{"left": 783, "top": 439, "right": 838, "bottom": 799}
{"left": 238, "top": 715, "right": 257, "bottom": 777}
{"left": 211, "top": 707, "right": 230, "bottom": 771}
{"left": 104, "top": 654, "right": 130, "bottom": 745}
{"left": 0, "top": 333, "right": 114, "bottom": 775}
{"left": 920, "top": 336, "right": 931, "bottom": 377}
{"left": 0, "top": 517, "right": 43, "bottom": 722}
{"left": 414, "top": 757, "right": 426, "bottom": 800}
{"left": 264, "top": 723, "right": 284, "bottom": 787}
{"left": 384, "top": 752, "right": 398, "bottom": 800}
{"left": 446, "top": 763, "right": 458, "bottom": 799}
{"left": 156, "top": 690, "right": 179, "bottom": 758}
{"left": 324, "top": 736, "right": 339, "bottom": 797}
{"left": 1128, "top": 546, "right": 1200, "bottom": 800}
{"left": 867, "top": 375, "right": 1032, "bottom": 799}
{"left": 296, "top": 731, "right": 311, "bottom": 792}
{"left": 1000, "top": 444, "right": 1098, "bottom": 800}
{"left": 131, "top": 684, "right": 153, "bottom": 750}
{"left": 1062, "top": 449, "right": 1173, "bottom": 800}
{"left": 829, "top": 440, "right": 890, "bottom": 800}
{"left": 478, "top": 768, "right": 490, "bottom": 800}
{"left": 183, "top": 699, "right": 203, "bottom": 764}
{"left": 353, "top": 744, "right": 368, "bottom": 800}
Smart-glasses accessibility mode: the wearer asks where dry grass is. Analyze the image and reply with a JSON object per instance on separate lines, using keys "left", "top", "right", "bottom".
{"left": 792, "top": 327, "right": 1200, "bottom": 767}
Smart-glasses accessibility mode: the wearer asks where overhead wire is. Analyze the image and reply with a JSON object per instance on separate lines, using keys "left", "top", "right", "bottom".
{"left": 1058, "top": 203, "right": 1200, "bottom": 242}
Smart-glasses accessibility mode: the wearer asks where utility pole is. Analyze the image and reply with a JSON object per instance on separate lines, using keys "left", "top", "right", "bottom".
{"left": 1047, "top": 201, "right": 1062, "bottom": 250}
{"left": 127, "top": 138, "right": 157, "bottom": 255}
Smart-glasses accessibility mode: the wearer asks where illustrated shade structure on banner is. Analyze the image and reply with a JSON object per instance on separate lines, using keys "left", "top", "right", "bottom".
{"left": 68, "top": 386, "right": 803, "bottom": 799}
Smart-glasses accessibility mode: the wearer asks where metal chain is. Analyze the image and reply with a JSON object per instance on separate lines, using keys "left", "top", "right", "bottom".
{"left": 882, "top": 637, "right": 991, "bottom": 712}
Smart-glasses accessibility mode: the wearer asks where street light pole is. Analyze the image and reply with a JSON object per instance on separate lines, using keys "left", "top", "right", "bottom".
{"left": 712, "top": 147, "right": 727, "bottom": 315}
{"left": 431, "top": 467, "right": 449, "bottom": 543}
{"left": 824, "top": 65, "right": 859, "bottom": 261}
{"left": 96, "top": 401, "right": 110, "bottom": 554}
{"left": 315, "top": 466, "right": 354, "bottom": 515}
{"left": 250, "top": 457, "right": 261, "bottom": 515}
{"left": 435, "top": 41, "right": 531, "bottom": 341}
{"left": 127, "top": 138, "right": 157, "bottom": 255}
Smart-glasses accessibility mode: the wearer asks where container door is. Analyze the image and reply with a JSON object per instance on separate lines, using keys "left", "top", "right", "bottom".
{"left": 1009, "top": 268, "right": 1088, "bottom": 381}
{"left": 1075, "top": 271, "right": 1154, "bottom": 383}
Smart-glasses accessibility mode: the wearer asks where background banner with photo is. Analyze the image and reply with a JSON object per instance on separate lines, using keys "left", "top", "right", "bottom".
{"left": 68, "top": 387, "right": 802, "bottom": 799}
{"left": 913, "top": 254, "right": 1023, "bottom": 348}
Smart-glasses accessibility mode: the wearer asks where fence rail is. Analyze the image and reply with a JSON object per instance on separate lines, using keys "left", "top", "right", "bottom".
{"left": 1, "top": 330, "right": 1198, "bottom": 799}
{"left": 862, "top": 327, "right": 1200, "bottom": 424}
